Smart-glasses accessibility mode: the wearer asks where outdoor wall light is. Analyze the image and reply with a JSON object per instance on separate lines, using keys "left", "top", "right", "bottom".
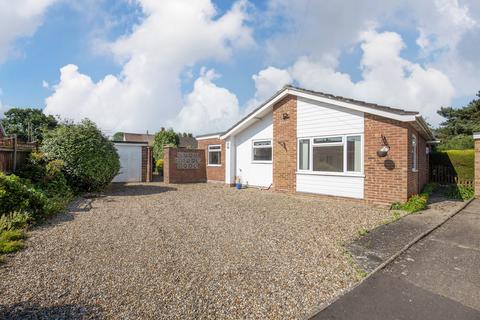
{"left": 377, "top": 135, "right": 390, "bottom": 157}
{"left": 282, "top": 112, "right": 289, "bottom": 120}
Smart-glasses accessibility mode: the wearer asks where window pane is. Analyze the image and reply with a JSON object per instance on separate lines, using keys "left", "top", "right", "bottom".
{"left": 347, "top": 136, "right": 361, "bottom": 172}
{"left": 299, "top": 139, "right": 309, "bottom": 170}
{"left": 253, "top": 147, "right": 272, "bottom": 161}
{"left": 209, "top": 151, "right": 221, "bottom": 165}
{"left": 253, "top": 140, "right": 271, "bottom": 147}
{"left": 313, "top": 136, "right": 342, "bottom": 144}
{"left": 412, "top": 135, "right": 417, "bottom": 170}
{"left": 313, "top": 145, "right": 343, "bottom": 172}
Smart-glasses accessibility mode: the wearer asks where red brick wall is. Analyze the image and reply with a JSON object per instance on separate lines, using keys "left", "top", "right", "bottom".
{"left": 141, "top": 146, "right": 153, "bottom": 182}
{"left": 163, "top": 147, "right": 207, "bottom": 184}
{"left": 407, "top": 129, "right": 428, "bottom": 196}
{"left": 475, "top": 138, "right": 480, "bottom": 198}
{"left": 197, "top": 138, "right": 225, "bottom": 182}
{"left": 272, "top": 95, "right": 297, "bottom": 192}
{"left": 364, "top": 114, "right": 409, "bottom": 204}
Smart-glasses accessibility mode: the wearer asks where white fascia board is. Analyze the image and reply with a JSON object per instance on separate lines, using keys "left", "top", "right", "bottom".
{"left": 221, "top": 88, "right": 419, "bottom": 139}
{"left": 196, "top": 135, "right": 221, "bottom": 140}
{"left": 474, "top": 132, "right": 480, "bottom": 140}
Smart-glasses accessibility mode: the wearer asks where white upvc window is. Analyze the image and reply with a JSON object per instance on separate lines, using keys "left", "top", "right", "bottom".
{"left": 208, "top": 144, "right": 221, "bottom": 166}
{"left": 412, "top": 134, "right": 417, "bottom": 171}
{"left": 252, "top": 139, "right": 272, "bottom": 163}
{"left": 297, "top": 134, "right": 363, "bottom": 175}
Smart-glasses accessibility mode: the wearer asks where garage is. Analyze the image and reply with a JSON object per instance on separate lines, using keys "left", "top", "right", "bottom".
{"left": 113, "top": 142, "right": 152, "bottom": 183}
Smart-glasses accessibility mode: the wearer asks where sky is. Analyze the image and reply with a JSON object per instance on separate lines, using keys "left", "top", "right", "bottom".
{"left": 0, "top": 0, "right": 479, "bottom": 136}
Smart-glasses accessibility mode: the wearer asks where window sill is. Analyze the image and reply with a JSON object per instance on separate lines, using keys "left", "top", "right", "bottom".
{"left": 296, "top": 171, "right": 365, "bottom": 178}
{"left": 412, "top": 169, "right": 419, "bottom": 173}
{"left": 251, "top": 161, "right": 272, "bottom": 164}
{"left": 207, "top": 164, "right": 222, "bottom": 167}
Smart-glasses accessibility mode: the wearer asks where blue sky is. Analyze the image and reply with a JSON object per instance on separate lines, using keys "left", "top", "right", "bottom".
{"left": 0, "top": 0, "right": 479, "bottom": 134}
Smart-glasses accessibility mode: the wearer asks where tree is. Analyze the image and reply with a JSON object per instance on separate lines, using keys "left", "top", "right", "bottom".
{"left": 435, "top": 92, "right": 480, "bottom": 150}
{"left": 2, "top": 108, "right": 58, "bottom": 141}
{"left": 112, "top": 132, "right": 124, "bottom": 141}
{"left": 41, "top": 119, "right": 120, "bottom": 192}
{"left": 153, "top": 129, "right": 179, "bottom": 160}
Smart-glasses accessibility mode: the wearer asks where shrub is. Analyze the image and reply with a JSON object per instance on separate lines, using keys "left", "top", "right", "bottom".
{"left": 41, "top": 119, "right": 120, "bottom": 192}
{"left": 390, "top": 183, "right": 438, "bottom": 213}
{"left": 153, "top": 129, "right": 179, "bottom": 161}
{"left": 0, "top": 240, "right": 25, "bottom": 253}
{"left": 443, "top": 185, "right": 474, "bottom": 201}
{"left": 0, "top": 173, "right": 49, "bottom": 221}
{"left": 430, "top": 149, "right": 474, "bottom": 179}
{"left": 0, "top": 211, "right": 31, "bottom": 232}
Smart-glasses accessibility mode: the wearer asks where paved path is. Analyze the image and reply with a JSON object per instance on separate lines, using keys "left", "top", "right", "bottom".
{"left": 312, "top": 199, "right": 480, "bottom": 320}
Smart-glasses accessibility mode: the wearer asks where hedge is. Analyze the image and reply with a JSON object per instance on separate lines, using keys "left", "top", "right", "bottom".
{"left": 429, "top": 149, "right": 474, "bottom": 179}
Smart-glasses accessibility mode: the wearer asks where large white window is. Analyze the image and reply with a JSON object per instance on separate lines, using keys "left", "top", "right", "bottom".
{"left": 208, "top": 145, "right": 221, "bottom": 166}
{"left": 412, "top": 134, "right": 417, "bottom": 171}
{"left": 252, "top": 139, "right": 272, "bottom": 162}
{"left": 298, "top": 135, "right": 363, "bottom": 174}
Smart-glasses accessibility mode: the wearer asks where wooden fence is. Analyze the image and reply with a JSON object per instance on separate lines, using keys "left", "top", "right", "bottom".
{"left": 429, "top": 165, "right": 474, "bottom": 187}
{"left": 0, "top": 137, "right": 37, "bottom": 173}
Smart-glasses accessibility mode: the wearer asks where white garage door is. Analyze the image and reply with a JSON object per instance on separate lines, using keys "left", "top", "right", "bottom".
{"left": 113, "top": 144, "right": 143, "bottom": 182}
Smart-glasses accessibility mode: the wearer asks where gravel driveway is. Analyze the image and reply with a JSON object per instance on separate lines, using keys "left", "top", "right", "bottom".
{"left": 0, "top": 183, "right": 390, "bottom": 319}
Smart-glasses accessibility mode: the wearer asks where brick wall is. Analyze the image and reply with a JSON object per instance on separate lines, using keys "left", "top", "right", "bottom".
{"left": 141, "top": 146, "right": 153, "bottom": 182}
{"left": 475, "top": 138, "right": 480, "bottom": 198}
{"left": 197, "top": 138, "right": 225, "bottom": 182}
{"left": 163, "top": 147, "right": 207, "bottom": 184}
{"left": 364, "top": 114, "right": 409, "bottom": 204}
{"left": 272, "top": 95, "right": 297, "bottom": 192}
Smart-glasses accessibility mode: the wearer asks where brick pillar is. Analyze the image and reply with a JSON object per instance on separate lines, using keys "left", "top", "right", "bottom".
{"left": 141, "top": 146, "right": 153, "bottom": 182}
{"left": 272, "top": 95, "right": 297, "bottom": 193}
{"left": 475, "top": 134, "right": 480, "bottom": 198}
{"left": 163, "top": 147, "right": 171, "bottom": 184}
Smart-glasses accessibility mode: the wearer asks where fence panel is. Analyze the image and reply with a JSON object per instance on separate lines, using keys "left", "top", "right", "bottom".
{"left": 430, "top": 165, "right": 474, "bottom": 187}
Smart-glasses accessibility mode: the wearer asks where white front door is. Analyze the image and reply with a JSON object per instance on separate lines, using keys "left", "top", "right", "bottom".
{"left": 113, "top": 144, "right": 142, "bottom": 182}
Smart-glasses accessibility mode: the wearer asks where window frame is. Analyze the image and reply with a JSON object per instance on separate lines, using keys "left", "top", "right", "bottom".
{"left": 251, "top": 139, "right": 273, "bottom": 163}
{"left": 207, "top": 144, "right": 222, "bottom": 167}
{"left": 411, "top": 134, "right": 417, "bottom": 172}
{"left": 297, "top": 134, "right": 364, "bottom": 176}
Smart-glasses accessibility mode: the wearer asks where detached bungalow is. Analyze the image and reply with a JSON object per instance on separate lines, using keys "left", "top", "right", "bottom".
{"left": 197, "top": 86, "right": 434, "bottom": 205}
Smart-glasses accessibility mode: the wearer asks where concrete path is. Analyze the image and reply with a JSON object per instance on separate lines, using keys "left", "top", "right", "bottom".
{"left": 311, "top": 199, "right": 480, "bottom": 320}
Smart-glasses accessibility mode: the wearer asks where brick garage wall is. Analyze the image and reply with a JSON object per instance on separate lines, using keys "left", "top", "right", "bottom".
{"left": 141, "top": 146, "right": 153, "bottom": 182}
{"left": 197, "top": 138, "right": 225, "bottom": 182}
{"left": 407, "top": 129, "right": 429, "bottom": 196}
{"left": 364, "top": 114, "right": 409, "bottom": 205}
{"left": 475, "top": 138, "right": 480, "bottom": 197}
{"left": 273, "top": 95, "right": 297, "bottom": 193}
{"left": 163, "top": 147, "right": 207, "bottom": 184}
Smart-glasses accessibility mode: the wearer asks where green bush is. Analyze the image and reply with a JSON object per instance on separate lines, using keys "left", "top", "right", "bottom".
{"left": 443, "top": 185, "right": 474, "bottom": 201}
{"left": 430, "top": 149, "right": 474, "bottom": 179}
{"left": 0, "top": 211, "right": 31, "bottom": 232}
{"left": 153, "top": 129, "right": 179, "bottom": 161}
{"left": 0, "top": 239, "right": 25, "bottom": 253}
{"left": 390, "top": 183, "right": 438, "bottom": 213}
{"left": 156, "top": 159, "right": 164, "bottom": 173}
{"left": 437, "top": 134, "right": 474, "bottom": 150}
{"left": 41, "top": 119, "right": 120, "bottom": 192}
{"left": 0, "top": 173, "right": 49, "bottom": 221}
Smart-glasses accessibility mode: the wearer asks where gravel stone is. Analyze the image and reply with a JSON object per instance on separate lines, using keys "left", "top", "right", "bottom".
{"left": 0, "top": 183, "right": 391, "bottom": 319}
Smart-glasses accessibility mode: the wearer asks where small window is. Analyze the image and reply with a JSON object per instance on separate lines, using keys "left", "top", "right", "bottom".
{"left": 299, "top": 139, "right": 310, "bottom": 170}
{"left": 412, "top": 134, "right": 417, "bottom": 171}
{"left": 347, "top": 136, "right": 361, "bottom": 172}
{"left": 252, "top": 140, "right": 272, "bottom": 162}
{"left": 208, "top": 145, "right": 221, "bottom": 166}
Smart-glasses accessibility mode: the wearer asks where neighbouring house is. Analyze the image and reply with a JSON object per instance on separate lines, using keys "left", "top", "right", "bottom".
{"left": 120, "top": 130, "right": 197, "bottom": 149}
{"left": 197, "top": 85, "right": 434, "bottom": 205}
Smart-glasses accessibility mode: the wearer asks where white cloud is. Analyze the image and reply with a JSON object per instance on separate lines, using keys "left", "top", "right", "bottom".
{"left": 44, "top": 0, "right": 253, "bottom": 133}
{"left": 0, "top": 0, "right": 57, "bottom": 63}
{"left": 170, "top": 68, "right": 240, "bottom": 134}
{"left": 245, "top": 66, "right": 292, "bottom": 113}
{"left": 42, "top": 80, "right": 49, "bottom": 89}
{"left": 256, "top": 30, "right": 454, "bottom": 125}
